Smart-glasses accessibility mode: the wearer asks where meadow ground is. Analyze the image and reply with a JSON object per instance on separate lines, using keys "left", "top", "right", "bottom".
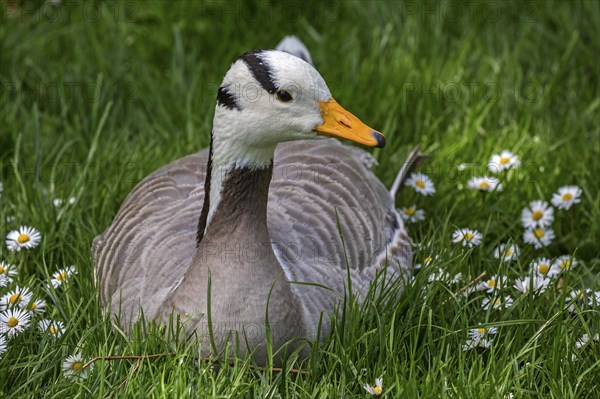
{"left": 0, "top": 1, "right": 599, "bottom": 397}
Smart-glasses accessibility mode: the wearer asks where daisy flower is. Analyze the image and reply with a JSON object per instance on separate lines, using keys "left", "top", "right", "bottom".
{"left": 1, "top": 286, "right": 33, "bottom": 309}
{"left": 529, "top": 258, "right": 557, "bottom": 278}
{"left": 452, "top": 228, "right": 482, "bottom": 248}
{"left": 575, "top": 333, "right": 599, "bottom": 349}
{"left": 587, "top": 291, "right": 600, "bottom": 307}
{"left": 363, "top": 377, "right": 383, "bottom": 396}
{"left": 63, "top": 353, "right": 92, "bottom": 380}
{"left": 0, "top": 335, "right": 6, "bottom": 359}
{"left": 488, "top": 150, "right": 520, "bottom": 173}
{"left": 514, "top": 276, "right": 550, "bottom": 296}
{"left": 463, "top": 326, "right": 498, "bottom": 350}
{"left": 523, "top": 226, "right": 555, "bottom": 249}
{"left": 0, "top": 261, "right": 17, "bottom": 282}
{"left": 462, "top": 337, "right": 491, "bottom": 350}
{"left": 553, "top": 255, "right": 577, "bottom": 272}
{"left": 0, "top": 308, "right": 31, "bottom": 338}
{"left": 482, "top": 295, "right": 513, "bottom": 310}
{"left": 399, "top": 205, "right": 426, "bottom": 223}
{"left": 467, "top": 176, "right": 502, "bottom": 192}
{"left": 521, "top": 201, "right": 554, "bottom": 228}
{"left": 0, "top": 276, "right": 8, "bottom": 289}
{"left": 405, "top": 173, "right": 436, "bottom": 196}
{"left": 477, "top": 275, "right": 508, "bottom": 293}
{"left": 26, "top": 298, "right": 47, "bottom": 314}
{"left": 39, "top": 319, "right": 65, "bottom": 338}
{"left": 51, "top": 266, "right": 77, "bottom": 288}
{"left": 414, "top": 255, "right": 437, "bottom": 270}
{"left": 5, "top": 226, "right": 42, "bottom": 251}
{"left": 551, "top": 186, "right": 582, "bottom": 210}
{"left": 468, "top": 326, "right": 498, "bottom": 339}
{"left": 566, "top": 290, "right": 585, "bottom": 313}
{"left": 493, "top": 243, "right": 520, "bottom": 262}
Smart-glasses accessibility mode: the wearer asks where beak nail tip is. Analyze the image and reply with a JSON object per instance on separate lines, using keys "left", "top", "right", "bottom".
{"left": 372, "top": 131, "right": 385, "bottom": 148}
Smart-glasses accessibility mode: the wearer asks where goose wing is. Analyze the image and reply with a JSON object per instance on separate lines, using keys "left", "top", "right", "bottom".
{"left": 269, "top": 140, "right": 412, "bottom": 319}
{"left": 93, "top": 150, "right": 209, "bottom": 322}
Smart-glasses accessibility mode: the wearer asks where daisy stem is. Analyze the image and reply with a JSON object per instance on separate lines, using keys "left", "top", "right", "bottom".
{"left": 442, "top": 271, "right": 487, "bottom": 305}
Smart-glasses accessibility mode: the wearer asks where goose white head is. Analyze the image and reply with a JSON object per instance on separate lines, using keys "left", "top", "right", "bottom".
{"left": 211, "top": 50, "right": 385, "bottom": 169}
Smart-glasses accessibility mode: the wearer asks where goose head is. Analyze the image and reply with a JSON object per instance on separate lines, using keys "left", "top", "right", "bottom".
{"left": 211, "top": 50, "right": 385, "bottom": 168}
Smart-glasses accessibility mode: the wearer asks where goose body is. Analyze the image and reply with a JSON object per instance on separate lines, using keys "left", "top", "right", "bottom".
{"left": 93, "top": 44, "right": 412, "bottom": 361}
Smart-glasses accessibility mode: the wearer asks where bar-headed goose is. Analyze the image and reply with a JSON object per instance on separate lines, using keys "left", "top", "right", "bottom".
{"left": 94, "top": 43, "right": 413, "bottom": 362}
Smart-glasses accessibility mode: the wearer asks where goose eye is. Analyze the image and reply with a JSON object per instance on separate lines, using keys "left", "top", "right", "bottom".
{"left": 276, "top": 89, "right": 293, "bottom": 103}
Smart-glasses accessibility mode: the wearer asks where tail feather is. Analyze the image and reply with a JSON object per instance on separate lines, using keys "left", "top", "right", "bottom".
{"left": 389, "top": 146, "right": 429, "bottom": 199}
{"left": 275, "top": 35, "right": 314, "bottom": 66}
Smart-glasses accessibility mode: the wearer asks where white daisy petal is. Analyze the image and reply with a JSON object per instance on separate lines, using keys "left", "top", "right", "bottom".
{"left": 452, "top": 228, "right": 482, "bottom": 248}
{"left": 514, "top": 276, "right": 550, "bottom": 296}
{"left": 553, "top": 255, "right": 577, "bottom": 272}
{"left": 39, "top": 319, "right": 65, "bottom": 338}
{"left": 0, "top": 308, "right": 31, "bottom": 338}
{"left": 476, "top": 275, "right": 508, "bottom": 293}
{"left": 0, "top": 261, "right": 18, "bottom": 281}
{"left": 521, "top": 201, "right": 554, "bottom": 229}
{"left": 5, "top": 226, "right": 42, "bottom": 252}
{"left": 363, "top": 377, "right": 383, "bottom": 396}
{"left": 488, "top": 150, "right": 520, "bottom": 173}
{"left": 551, "top": 186, "right": 582, "bottom": 210}
{"left": 1, "top": 286, "right": 33, "bottom": 309}
{"left": 27, "top": 298, "right": 47, "bottom": 314}
{"left": 467, "top": 176, "right": 503, "bottom": 192}
{"left": 493, "top": 244, "right": 520, "bottom": 262}
{"left": 0, "top": 335, "right": 6, "bottom": 359}
{"left": 523, "top": 227, "right": 555, "bottom": 249}
{"left": 63, "top": 353, "right": 92, "bottom": 379}
{"left": 51, "top": 265, "right": 78, "bottom": 288}
{"left": 399, "top": 205, "right": 426, "bottom": 223}
{"left": 529, "top": 258, "right": 556, "bottom": 278}
{"left": 405, "top": 173, "right": 436, "bottom": 196}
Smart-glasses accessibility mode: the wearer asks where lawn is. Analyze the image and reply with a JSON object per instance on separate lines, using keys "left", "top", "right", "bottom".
{"left": 1, "top": 0, "right": 599, "bottom": 397}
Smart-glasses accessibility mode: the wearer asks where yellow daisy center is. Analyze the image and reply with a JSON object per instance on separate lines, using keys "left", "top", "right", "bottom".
{"left": 562, "top": 193, "right": 573, "bottom": 201}
{"left": 0, "top": 266, "right": 4, "bottom": 274}
{"left": 494, "top": 298, "right": 501, "bottom": 306}
{"left": 464, "top": 232, "right": 474, "bottom": 240}
{"left": 478, "top": 181, "right": 490, "bottom": 190}
{"left": 538, "top": 263, "right": 549, "bottom": 274}
{"left": 405, "top": 207, "right": 416, "bottom": 216}
{"left": 424, "top": 256, "right": 433, "bottom": 264}
{"left": 373, "top": 386, "right": 382, "bottom": 394}
{"left": 49, "top": 325, "right": 57, "bottom": 334}
{"left": 499, "top": 157, "right": 510, "bottom": 165}
{"left": 575, "top": 291, "right": 584, "bottom": 299}
{"left": 503, "top": 248, "right": 513, "bottom": 257}
{"left": 72, "top": 361, "right": 83, "bottom": 372}
{"left": 56, "top": 271, "right": 68, "bottom": 281}
{"left": 487, "top": 280, "right": 496, "bottom": 288}
{"left": 533, "top": 228, "right": 545, "bottom": 238}
{"left": 477, "top": 327, "right": 486, "bottom": 334}
{"left": 17, "top": 233, "right": 30, "bottom": 244}
{"left": 7, "top": 316, "right": 19, "bottom": 328}
{"left": 531, "top": 210, "right": 543, "bottom": 221}
{"left": 415, "top": 179, "right": 426, "bottom": 189}
{"left": 561, "top": 260, "right": 572, "bottom": 269}
{"left": 9, "top": 293, "right": 21, "bottom": 305}
{"left": 30, "top": 302, "right": 37, "bottom": 310}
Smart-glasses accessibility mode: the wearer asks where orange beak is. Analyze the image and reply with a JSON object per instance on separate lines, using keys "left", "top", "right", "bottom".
{"left": 313, "top": 99, "right": 385, "bottom": 148}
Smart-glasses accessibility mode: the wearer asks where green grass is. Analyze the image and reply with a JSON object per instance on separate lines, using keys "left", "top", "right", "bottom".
{"left": 1, "top": 0, "right": 599, "bottom": 397}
